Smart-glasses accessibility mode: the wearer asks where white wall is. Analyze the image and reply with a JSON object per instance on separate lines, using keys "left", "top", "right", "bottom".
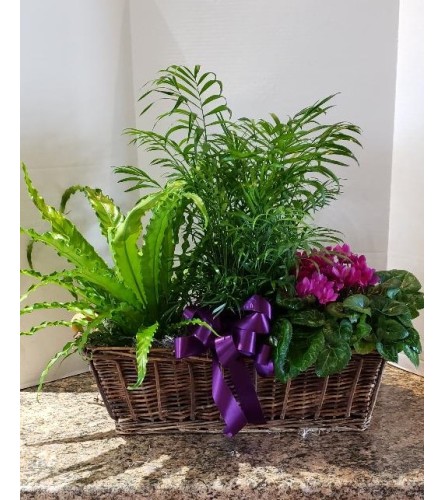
{"left": 20, "top": 0, "right": 138, "bottom": 388}
{"left": 129, "top": 0, "right": 400, "bottom": 272}
{"left": 388, "top": 0, "right": 424, "bottom": 375}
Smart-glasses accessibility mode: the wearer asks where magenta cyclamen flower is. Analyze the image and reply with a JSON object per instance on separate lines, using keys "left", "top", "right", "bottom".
{"left": 296, "top": 272, "right": 338, "bottom": 304}
{"left": 295, "top": 244, "right": 379, "bottom": 304}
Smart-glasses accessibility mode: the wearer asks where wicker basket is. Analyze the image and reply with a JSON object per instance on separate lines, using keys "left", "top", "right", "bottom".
{"left": 88, "top": 347, "right": 385, "bottom": 434}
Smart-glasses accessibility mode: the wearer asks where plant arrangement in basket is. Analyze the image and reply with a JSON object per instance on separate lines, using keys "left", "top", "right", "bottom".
{"left": 21, "top": 64, "right": 423, "bottom": 436}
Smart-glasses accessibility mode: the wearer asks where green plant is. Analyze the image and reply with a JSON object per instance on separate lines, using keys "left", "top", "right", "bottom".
{"left": 272, "top": 246, "right": 424, "bottom": 380}
{"left": 20, "top": 163, "right": 208, "bottom": 391}
{"left": 115, "top": 65, "right": 362, "bottom": 315}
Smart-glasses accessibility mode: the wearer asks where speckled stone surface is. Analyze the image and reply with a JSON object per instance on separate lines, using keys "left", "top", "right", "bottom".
{"left": 21, "top": 365, "right": 423, "bottom": 499}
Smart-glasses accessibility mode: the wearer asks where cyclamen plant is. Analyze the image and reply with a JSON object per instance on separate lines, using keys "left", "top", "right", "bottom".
{"left": 272, "top": 245, "right": 423, "bottom": 381}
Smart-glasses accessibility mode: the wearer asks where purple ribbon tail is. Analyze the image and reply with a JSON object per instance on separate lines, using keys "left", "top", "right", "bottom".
{"left": 212, "top": 358, "right": 247, "bottom": 437}
{"left": 214, "top": 336, "right": 266, "bottom": 428}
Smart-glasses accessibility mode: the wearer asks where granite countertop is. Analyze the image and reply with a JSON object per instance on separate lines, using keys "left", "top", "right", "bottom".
{"left": 21, "top": 365, "right": 423, "bottom": 499}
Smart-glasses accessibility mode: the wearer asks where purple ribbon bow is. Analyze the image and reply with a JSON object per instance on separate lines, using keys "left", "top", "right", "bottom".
{"left": 174, "top": 295, "right": 274, "bottom": 437}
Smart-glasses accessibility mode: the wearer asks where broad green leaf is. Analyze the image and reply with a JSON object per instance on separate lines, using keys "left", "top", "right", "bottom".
{"left": 326, "top": 302, "right": 347, "bottom": 318}
{"left": 353, "top": 340, "right": 376, "bottom": 355}
{"left": 315, "top": 341, "right": 351, "bottom": 377}
{"left": 141, "top": 195, "right": 179, "bottom": 321}
{"left": 377, "top": 318, "right": 409, "bottom": 342}
{"left": 339, "top": 319, "right": 354, "bottom": 340}
{"left": 288, "top": 331, "right": 325, "bottom": 375}
{"left": 376, "top": 341, "right": 399, "bottom": 363}
{"left": 405, "top": 328, "right": 422, "bottom": 353}
{"left": 352, "top": 320, "right": 372, "bottom": 342}
{"left": 386, "top": 288, "right": 400, "bottom": 299}
{"left": 275, "top": 292, "right": 305, "bottom": 311}
{"left": 381, "top": 301, "right": 410, "bottom": 317}
{"left": 403, "top": 345, "right": 420, "bottom": 367}
{"left": 272, "top": 318, "right": 293, "bottom": 382}
{"left": 129, "top": 322, "right": 159, "bottom": 389}
{"left": 343, "top": 294, "right": 371, "bottom": 315}
{"left": 288, "top": 309, "right": 326, "bottom": 327}
{"left": 22, "top": 165, "right": 118, "bottom": 276}
{"left": 399, "top": 271, "right": 422, "bottom": 293}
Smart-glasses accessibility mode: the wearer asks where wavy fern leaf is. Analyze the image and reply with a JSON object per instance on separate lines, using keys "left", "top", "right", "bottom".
{"left": 128, "top": 322, "right": 159, "bottom": 390}
{"left": 21, "top": 228, "right": 138, "bottom": 306}
{"left": 60, "top": 185, "right": 124, "bottom": 240}
{"left": 20, "top": 301, "right": 95, "bottom": 316}
{"left": 110, "top": 190, "right": 166, "bottom": 305}
{"left": 21, "top": 320, "right": 78, "bottom": 336}
{"left": 36, "top": 340, "right": 78, "bottom": 396}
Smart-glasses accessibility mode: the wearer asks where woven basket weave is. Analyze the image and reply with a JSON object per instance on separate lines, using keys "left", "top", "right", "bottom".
{"left": 88, "top": 347, "right": 385, "bottom": 434}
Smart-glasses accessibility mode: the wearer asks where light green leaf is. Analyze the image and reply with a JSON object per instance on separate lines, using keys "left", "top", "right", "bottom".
{"left": 21, "top": 320, "right": 76, "bottom": 336}
{"left": 21, "top": 228, "right": 138, "bottom": 306}
{"left": 110, "top": 188, "right": 172, "bottom": 305}
{"left": 20, "top": 301, "right": 94, "bottom": 316}
{"left": 60, "top": 185, "right": 124, "bottom": 240}
{"left": 129, "top": 322, "right": 159, "bottom": 389}
{"left": 37, "top": 340, "right": 78, "bottom": 397}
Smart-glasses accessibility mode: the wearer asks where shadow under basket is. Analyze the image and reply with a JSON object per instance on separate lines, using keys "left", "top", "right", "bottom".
{"left": 88, "top": 347, "right": 385, "bottom": 435}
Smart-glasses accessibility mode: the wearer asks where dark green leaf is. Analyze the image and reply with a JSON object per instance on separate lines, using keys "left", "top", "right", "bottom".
{"left": 405, "top": 328, "right": 422, "bottom": 353}
{"left": 272, "top": 318, "right": 293, "bottom": 382}
{"left": 377, "top": 318, "right": 409, "bottom": 342}
{"left": 275, "top": 292, "right": 305, "bottom": 311}
{"left": 376, "top": 341, "right": 399, "bottom": 362}
{"left": 403, "top": 345, "right": 420, "bottom": 367}
{"left": 315, "top": 341, "right": 351, "bottom": 377}
{"left": 343, "top": 294, "right": 371, "bottom": 315}
{"left": 381, "top": 301, "right": 410, "bottom": 316}
{"left": 352, "top": 320, "right": 372, "bottom": 342}
{"left": 339, "top": 319, "right": 354, "bottom": 340}
{"left": 288, "top": 309, "right": 326, "bottom": 327}
{"left": 353, "top": 340, "right": 375, "bottom": 355}
{"left": 326, "top": 302, "right": 347, "bottom": 318}
{"left": 288, "top": 331, "right": 325, "bottom": 375}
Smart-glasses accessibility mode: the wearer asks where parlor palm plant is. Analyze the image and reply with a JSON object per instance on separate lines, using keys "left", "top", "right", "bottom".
{"left": 20, "top": 164, "right": 207, "bottom": 391}
{"left": 116, "top": 65, "right": 362, "bottom": 315}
